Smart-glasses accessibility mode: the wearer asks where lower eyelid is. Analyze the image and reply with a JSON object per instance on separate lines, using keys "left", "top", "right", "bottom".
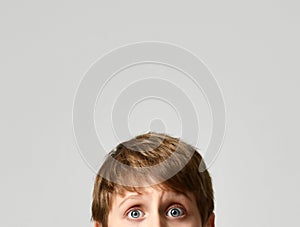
{"left": 125, "top": 212, "right": 146, "bottom": 223}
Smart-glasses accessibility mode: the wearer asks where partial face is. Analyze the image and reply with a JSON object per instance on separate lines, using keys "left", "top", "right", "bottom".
{"left": 95, "top": 187, "right": 214, "bottom": 227}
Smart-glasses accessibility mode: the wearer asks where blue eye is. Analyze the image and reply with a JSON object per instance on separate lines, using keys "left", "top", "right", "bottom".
{"left": 166, "top": 207, "right": 185, "bottom": 217}
{"left": 127, "top": 209, "right": 143, "bottom": 219}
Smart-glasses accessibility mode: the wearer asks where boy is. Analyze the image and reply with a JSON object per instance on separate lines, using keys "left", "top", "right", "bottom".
{"left": 92, "top": 132, "right": 215, "bottom": 227}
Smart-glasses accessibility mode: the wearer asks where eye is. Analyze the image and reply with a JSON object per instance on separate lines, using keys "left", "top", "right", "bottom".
{"left": 166, "top": 207, "right": 185, "bottom": 218}
{"left": 127, "top": 209, "right": 144, "bottom": 219}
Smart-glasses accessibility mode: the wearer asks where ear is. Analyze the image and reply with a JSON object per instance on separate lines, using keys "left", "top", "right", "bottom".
{"left": 94, "top": 221, "right": 102, "bottom": 227}
{"left": 204, "top": 212, "right": 215, "bottom": 227}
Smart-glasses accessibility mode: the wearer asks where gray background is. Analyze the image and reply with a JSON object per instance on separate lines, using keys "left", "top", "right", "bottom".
{"left": 1, "top": 1, "right": 299, "bottom": 226}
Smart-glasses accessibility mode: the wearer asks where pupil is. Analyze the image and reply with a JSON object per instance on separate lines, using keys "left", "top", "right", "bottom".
{"left": 132, "top": 210, "right": 139, "bottom": 218}
{"left": 171, "top": 208, "right": 179, "bottom": 216}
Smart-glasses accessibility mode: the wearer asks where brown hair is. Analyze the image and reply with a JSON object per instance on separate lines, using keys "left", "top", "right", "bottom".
{"left": 91, "top": 131, "right": 214, "bottom": 226}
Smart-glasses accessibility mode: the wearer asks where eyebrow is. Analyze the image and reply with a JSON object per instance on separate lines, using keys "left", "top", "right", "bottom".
{"left": 118, "top": 191, "right": 193, "bottom": 208}
{"left": 168, "top": 191, "right": 194, "bottom": 203}
{"left": 118, "top": 194, "right": 143, "bottom": 208}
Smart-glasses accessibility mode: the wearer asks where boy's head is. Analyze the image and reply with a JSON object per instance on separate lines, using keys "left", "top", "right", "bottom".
{"left": 92, "top": 132, "right": 215, "bottom": 227}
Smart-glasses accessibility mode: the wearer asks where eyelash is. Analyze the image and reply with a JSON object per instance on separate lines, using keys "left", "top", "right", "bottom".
{"left": 125, "top": 206, "right": 144, "bottom": 222}
{"left": 166, "top": 205, "right": 186, "bottom": 218}
{"left": 125, "top": 204, "right": 187, "bottom": 221}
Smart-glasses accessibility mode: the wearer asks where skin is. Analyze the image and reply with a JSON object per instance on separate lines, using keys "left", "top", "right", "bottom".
{"left": 94, "top": 187, "right": 215, "bottom": 227}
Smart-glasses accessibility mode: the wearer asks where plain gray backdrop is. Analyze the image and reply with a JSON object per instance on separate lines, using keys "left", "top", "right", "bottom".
{"left": 1, "top": 1, "right": 299, "bottom": 226}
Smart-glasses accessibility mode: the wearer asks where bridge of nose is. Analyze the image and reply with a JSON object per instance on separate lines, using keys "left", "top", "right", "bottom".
{"left": 145, "top": 210, "right": 169, "bottom": 227}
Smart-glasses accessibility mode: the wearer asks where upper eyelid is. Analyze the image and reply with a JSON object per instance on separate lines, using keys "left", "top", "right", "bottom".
{"left": 124, "top": 206, "right": 145, "bottom": 217}
{"left": 124, "top": 202, "right": 187, "bottom": 211}
{"left": 166, "top": 204, "right": 186, "bottom": 212}
{"left": 166, "top": 202, "right": 186, "bottom": 209}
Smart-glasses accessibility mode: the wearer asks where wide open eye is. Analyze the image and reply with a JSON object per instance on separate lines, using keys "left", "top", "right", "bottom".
{"left": 166, "top": 207, "right": 185, "bottom": 218}
{"left": 127, "top": 209, "right": 144, "bottom": 219}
